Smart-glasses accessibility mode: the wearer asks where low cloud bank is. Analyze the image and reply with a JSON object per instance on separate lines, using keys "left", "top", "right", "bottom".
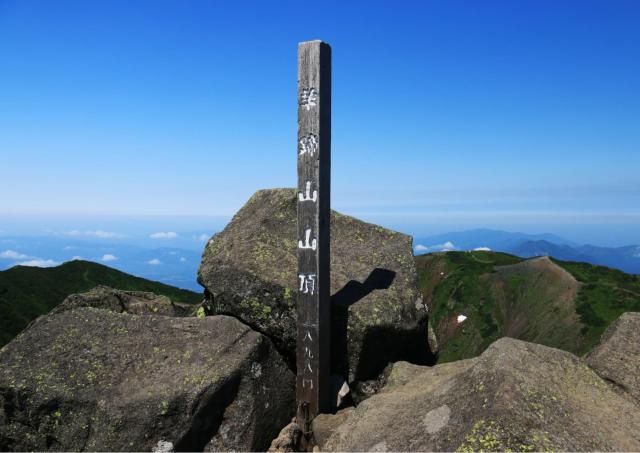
{"left": 15, "top": 259, "right": 59, "bottom": 268}
{"left": 0, "top": 250, "right": 30, "bottom": 260}
{"left": 65, "top": 230, "right": 123, "bottom": 239}
{"left": 414, "top": 241, "right": 457, "bottom": 253}
{"left": 150, "top": 232, "right": 178, "bottom": 240}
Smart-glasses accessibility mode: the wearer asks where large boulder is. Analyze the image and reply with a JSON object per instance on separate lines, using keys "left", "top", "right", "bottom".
{"left": 586, "top": 312, "right": 640, "bottom": 401}
{"left": 50, "top": 285, "right": 195, "bottom": 317}
{"left": 198, "top": 188, "right": 432, "bottom": 382}
{"left": 0, "top": 307, "right": 294, "bottom": 452}
{"left": 313, "top": 334, "right": 640, "bottom": 451}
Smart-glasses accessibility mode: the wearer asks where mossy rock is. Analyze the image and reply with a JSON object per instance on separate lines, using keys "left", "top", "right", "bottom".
{"left": 50, "top": 285, "right": 196, "bottom": 317}
{"left": 313, "top": 317, "right": 640, "bottom": 451}
{"left": 198, "top": 188, "right": 433, "bottom": 382}
{"left": 586, "top": 312, "right": 640, "bottom": 401}
{"left": 0, "top": 308, "right": 294, "bottom": 451}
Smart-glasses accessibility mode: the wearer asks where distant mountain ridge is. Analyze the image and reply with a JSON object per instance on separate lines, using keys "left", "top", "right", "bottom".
{"left": 0, "top": 260, "right": 202, "bottom": 346}
{"left": 416, "top": 250, "right": 640, "bottom": 363}
{"left": 415, "top": 229, "right": 640, "bottom": 274}
{"left": 0, "top": 235, "right": 203, "bottom": 290}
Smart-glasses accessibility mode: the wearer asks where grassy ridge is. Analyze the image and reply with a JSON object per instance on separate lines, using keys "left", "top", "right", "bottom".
{"left": 553, "top": 259, "right": 640, "bottom": 352}
{"left": 416, "top": 251, "right": 522, "bottom": 362}
{"left": 416, "top": 251, "right": 640, "bottom": 362}
{"left": 0, "top": 260, "right": 202, "bottom": 346}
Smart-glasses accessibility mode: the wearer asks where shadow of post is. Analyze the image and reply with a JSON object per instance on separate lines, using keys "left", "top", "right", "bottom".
{"left": 330, "top": 268, "right": 396, "bottom": 380}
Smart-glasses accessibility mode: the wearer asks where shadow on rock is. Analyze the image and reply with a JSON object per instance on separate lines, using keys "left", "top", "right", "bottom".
{"left": 331, "top": 268, "right": 433, "bottom": 383}
{"left": 174, "top": 374, "right": 241, "bottom": 451}
{"left": 356, "top": 318, "right": 436, "bottom": 382}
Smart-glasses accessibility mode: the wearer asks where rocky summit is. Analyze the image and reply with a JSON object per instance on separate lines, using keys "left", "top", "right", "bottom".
{"left": 50, "top": 285, "right": 196, "bottom": 317}
{"left": 198, "top": 188, "right": 434, "bottom": 382}
{"left": 1, "top": 188, "right": 639, "bottom": 452}
{"left": 586, "top": 312, "right": 640, "bottom": 402}
{"left": 0, "top": 306, "right": 294, "bottom": 452}
{"left": 312, "top": 313, "right": 640, "bottom": 452}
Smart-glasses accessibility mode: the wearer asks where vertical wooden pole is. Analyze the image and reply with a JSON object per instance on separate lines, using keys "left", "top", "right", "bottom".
{"left": 296, "top": 40, "right": 331, "bottom": 431}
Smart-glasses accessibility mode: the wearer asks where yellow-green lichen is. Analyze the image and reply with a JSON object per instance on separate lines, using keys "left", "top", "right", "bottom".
{"left": 253, "top": 242, "right": 274, "bottom": 263}
{"left": 457, "top": 419, "right": 557, "bottom": 452}
{"left": 240, "top": 296, "right": 273, "bottom": 321}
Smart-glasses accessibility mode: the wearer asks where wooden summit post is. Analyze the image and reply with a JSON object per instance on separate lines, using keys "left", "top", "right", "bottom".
{"left": 296, "top": 40, "right": 331, "bottom": 430}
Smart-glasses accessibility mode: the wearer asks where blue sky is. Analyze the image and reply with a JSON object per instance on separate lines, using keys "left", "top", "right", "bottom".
{"left": 1, "top": 1, "right": 639, "bottom": 243}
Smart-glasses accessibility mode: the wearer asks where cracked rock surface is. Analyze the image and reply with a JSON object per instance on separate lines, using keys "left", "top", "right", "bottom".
{"left": 313, "top": 320, "right": 640, "bottom": 452}
{"left": 0, "top": 308, "right": 294, "bottom": 452}
{"left": 586, "top": 312, "right": 640, "bottom": 402}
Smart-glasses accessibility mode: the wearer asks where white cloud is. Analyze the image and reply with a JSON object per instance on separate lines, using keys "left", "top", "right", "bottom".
{"left": 71, "top": 256, "right": 83, "bottom": 260}
{"left": 473, "top": 247, "right": 492, "bottom": 251}
{"left": 0, "top": 250, "right": 30, "bottom": 260}
{"left": 417, "top": 241, "right": 457, "bottom": 253}
{"left": 16, "top": 259, "right": 59, "bottom": 267}
{"left": 147, "top": 258, "right": 162, "bottom": 265}
{"left": 197, "top": 233, "right": 210, "bottom": 242}
{"left": 150, "top": 232, "right": 178, "bottom": 239}
{"left": 101, "top": 254, "right": 117, "bottom": 262}
{"left": 441, "top": 241, "right": 456, "bottom": 251}
{"left": 180, "top": 257, "right": 187, "bottom": 262}
{"left": 93, "top": 230, "right": 119, "bottom": 238}
{"left": 65, "top": 230, "right": 122, "bottom": 238}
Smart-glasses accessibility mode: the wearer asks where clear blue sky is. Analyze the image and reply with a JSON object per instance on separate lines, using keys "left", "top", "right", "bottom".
{"left": 1, "top": 1, "right": 639, "bottom": 241}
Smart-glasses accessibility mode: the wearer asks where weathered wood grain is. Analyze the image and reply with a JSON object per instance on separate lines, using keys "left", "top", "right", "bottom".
{"left": 296, "top": 40, "right": 331, "bottom": 427}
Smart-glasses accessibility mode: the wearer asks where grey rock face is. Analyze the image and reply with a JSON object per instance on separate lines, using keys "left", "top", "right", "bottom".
{"left": 197, "top": 188, "right": 432, "bottom": 382}
{"left": 0, "top": 308, "right": 294, "bottom": 452}
{"left": 51, "top": 285, "right": 196, "bottom": 317}
{"left": 586, "top": 312, "right": 640, "bottom": 401}
{"left": 313, "top": 334, "right": 640, "bottom": 452}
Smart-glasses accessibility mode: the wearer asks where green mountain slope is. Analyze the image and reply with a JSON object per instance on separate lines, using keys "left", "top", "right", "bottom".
{"left": 416, "top": 250, "right": 640, "bottom": 363}
{"left": 0, "top": 260, "right": 202, "bottom": 346}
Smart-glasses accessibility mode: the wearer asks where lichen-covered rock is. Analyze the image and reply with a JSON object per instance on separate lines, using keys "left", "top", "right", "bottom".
{"left": 0, "top": 308, "right": 294, "bottom": 452}
{"left": 312, "top": 336, "right": 640, "bottom": 452}
{"left": 586, "top": 312, "right": 640, "bottom": 401}
{"left": 197, "top": 188, "right": 432, "bottom": 381}
{"left": 50, "top": 285, "right": 195, "bottom": 317}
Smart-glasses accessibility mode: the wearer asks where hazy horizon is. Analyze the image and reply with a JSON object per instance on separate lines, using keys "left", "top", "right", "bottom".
{"left": 1, "top": 213, "right": 638, "bottom": 248}
{"left": 2, "top": 214, "right": 638, "bottom": 291}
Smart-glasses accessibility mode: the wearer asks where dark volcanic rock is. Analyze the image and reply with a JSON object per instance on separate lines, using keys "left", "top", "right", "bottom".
{"left": 197, "top": 188, "right": 431, "bottom": 382}
{"left": 313, "top": 336, "right": 640, "bottom": 452}
{"left": 0, "top": 308, "right": 294, "bottom": 452}
{"left": 50, "top": 285, "right": 195, "bottom": 317}
{"left": 586, "top": 312, "right": 640, "bottom": 402}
